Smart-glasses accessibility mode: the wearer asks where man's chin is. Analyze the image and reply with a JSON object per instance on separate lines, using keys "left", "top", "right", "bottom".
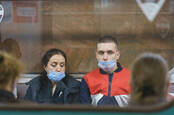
{"left": 103, "top": 68, "right": 112, "bottom": 73}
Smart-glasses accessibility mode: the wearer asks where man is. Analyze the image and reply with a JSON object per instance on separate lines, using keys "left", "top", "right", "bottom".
{"left": 80, "top": 36, "right": 130, "bottom": 106}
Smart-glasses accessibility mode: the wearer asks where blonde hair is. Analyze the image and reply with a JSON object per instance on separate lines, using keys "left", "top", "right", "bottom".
{"left": 0, "top": 51, "right": 23, "bottom": 88}
{"left": 131, "top": 53, "right": 168, "bottom": 105}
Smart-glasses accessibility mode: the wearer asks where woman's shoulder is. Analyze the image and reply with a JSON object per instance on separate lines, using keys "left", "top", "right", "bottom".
{"left": 65, "top": 74, "right": 80, "bottom": 87}
{"left": 25, "top": 76, "right": 42, "bottom": 85}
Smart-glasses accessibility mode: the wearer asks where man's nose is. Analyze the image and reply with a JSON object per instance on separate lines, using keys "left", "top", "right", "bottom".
{"left": 103, "top": 53, "right": 108, "bottom": 61}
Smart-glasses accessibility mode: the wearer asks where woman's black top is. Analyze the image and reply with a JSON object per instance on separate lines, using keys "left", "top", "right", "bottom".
{"left": 24, "top": 74, "right": 80, "bottom": 104}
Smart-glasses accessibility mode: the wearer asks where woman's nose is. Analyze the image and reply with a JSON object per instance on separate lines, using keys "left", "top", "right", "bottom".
{"left": 56, "top": 66, "right": 61, "bottom": 72}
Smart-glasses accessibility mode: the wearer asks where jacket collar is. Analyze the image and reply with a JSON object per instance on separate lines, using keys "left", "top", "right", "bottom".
{"left": 99, "top": 62, "right": 123, "bottom": 74}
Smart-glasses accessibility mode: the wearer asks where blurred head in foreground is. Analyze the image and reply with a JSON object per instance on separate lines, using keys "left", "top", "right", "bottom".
{"left": 0, "top": 51, "right": 22, "bottom": 103}
{"left": 130, "top": 53, "right": 168, "bottom": 106}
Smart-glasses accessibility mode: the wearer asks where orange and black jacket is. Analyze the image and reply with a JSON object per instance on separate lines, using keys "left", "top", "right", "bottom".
{"left": 80, "top": 63, "right": 130, "bottom": 106}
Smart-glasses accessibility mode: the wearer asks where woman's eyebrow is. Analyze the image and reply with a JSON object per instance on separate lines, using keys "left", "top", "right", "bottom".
{"left": 51, "top": 62, "right": 57, "bottom": 64}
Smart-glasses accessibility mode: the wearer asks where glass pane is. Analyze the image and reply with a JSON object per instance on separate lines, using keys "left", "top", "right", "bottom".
{"left": 0, "top": 0, "right": 174, "bottom": 74}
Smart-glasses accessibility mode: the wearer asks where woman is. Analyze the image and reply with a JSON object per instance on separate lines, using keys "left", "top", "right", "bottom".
{"left": 130, "top": 53, "right": 168, "bottom": 106}
{"left": 24, "top": 48, "right": 80, "bottom": 104}
{"left": 0, "top": 51, "right": 22, "bottom": 103}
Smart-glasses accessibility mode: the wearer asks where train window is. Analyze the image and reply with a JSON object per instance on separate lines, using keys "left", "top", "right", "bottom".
{"left": 0, "top": 0, "right": 174, "bottom": 107}
{"left": 0, "top": 0, "right": 174, "bottom": 74}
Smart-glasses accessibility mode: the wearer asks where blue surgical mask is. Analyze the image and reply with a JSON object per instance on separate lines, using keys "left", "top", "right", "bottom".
{"left": 48, "top": 71, "right": 65, "bottom": 82}
{"left": 98, "top": 60, "right": 116, "bottom": 72}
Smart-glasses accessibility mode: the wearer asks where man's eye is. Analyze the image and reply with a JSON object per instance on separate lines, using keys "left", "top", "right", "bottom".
{"left": 107, "top": 50, "right": 114, "bottom": 55}
{"left": 98, "top": 51, "right": 104, "bottom": 55}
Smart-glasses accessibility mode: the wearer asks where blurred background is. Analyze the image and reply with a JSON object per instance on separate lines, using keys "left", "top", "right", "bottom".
{"left": 0, "top": 0, "right": 174, "bottom": 74}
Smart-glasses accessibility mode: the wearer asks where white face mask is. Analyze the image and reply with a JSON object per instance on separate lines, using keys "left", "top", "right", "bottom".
{"left": 98, "top": 60, "right": 116, "bottom": 72}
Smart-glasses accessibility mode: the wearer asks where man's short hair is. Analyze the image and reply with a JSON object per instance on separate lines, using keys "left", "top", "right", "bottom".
{"left": 131, "top": 53, "right": 168, "bottom": 105}
{"left": 97, "top": 36, "right": 118, "bottom": 47}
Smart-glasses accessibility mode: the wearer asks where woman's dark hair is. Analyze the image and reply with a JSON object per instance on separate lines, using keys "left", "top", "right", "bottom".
{"left": 39, "top": 48, "right": 68, "bottom": 89}
{"left": 40, "top": 48, "right": 67, "bottom": 78}
{"left": 41, "top": 48, "right": 67, "bottom": 67}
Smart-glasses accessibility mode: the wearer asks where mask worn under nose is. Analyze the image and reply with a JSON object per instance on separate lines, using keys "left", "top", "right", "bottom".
{"left": 48, "top": 71, "right": 65, "bottom": 82}
{"left": 98, "top": 60, "right": 116, "bottom": 72}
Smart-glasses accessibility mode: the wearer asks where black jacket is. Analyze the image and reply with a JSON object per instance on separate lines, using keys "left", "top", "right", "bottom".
{"left": 24, "top": 74, "right": 80, "bottom": 104}
{"left": 0, "top": 89, "right": 16, "bottom": 103}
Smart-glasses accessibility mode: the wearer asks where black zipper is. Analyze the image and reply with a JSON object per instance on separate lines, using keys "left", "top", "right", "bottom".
{"left": 108, "top": 73, "right": 113, "bottom": 96}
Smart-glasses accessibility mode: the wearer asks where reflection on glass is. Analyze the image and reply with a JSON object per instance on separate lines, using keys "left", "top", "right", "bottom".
{"left": 0, "top": 0, "right": 174, "bottom": 106}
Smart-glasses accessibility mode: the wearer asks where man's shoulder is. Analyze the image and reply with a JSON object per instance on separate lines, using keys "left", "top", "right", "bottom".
{"left": 118, "top": 67, "right": 131, "bottom": 78}
{"left": 83, "top": 68, "right": 100, "bottom": 79}
{"left": 85, "top": 68, "right": 100, "bottom": 75}
{"left": 121, "top": 67, "right": 130, "bottom": 73}
{"left": 82, "top": 68, "right": 102, "bottom": 85}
